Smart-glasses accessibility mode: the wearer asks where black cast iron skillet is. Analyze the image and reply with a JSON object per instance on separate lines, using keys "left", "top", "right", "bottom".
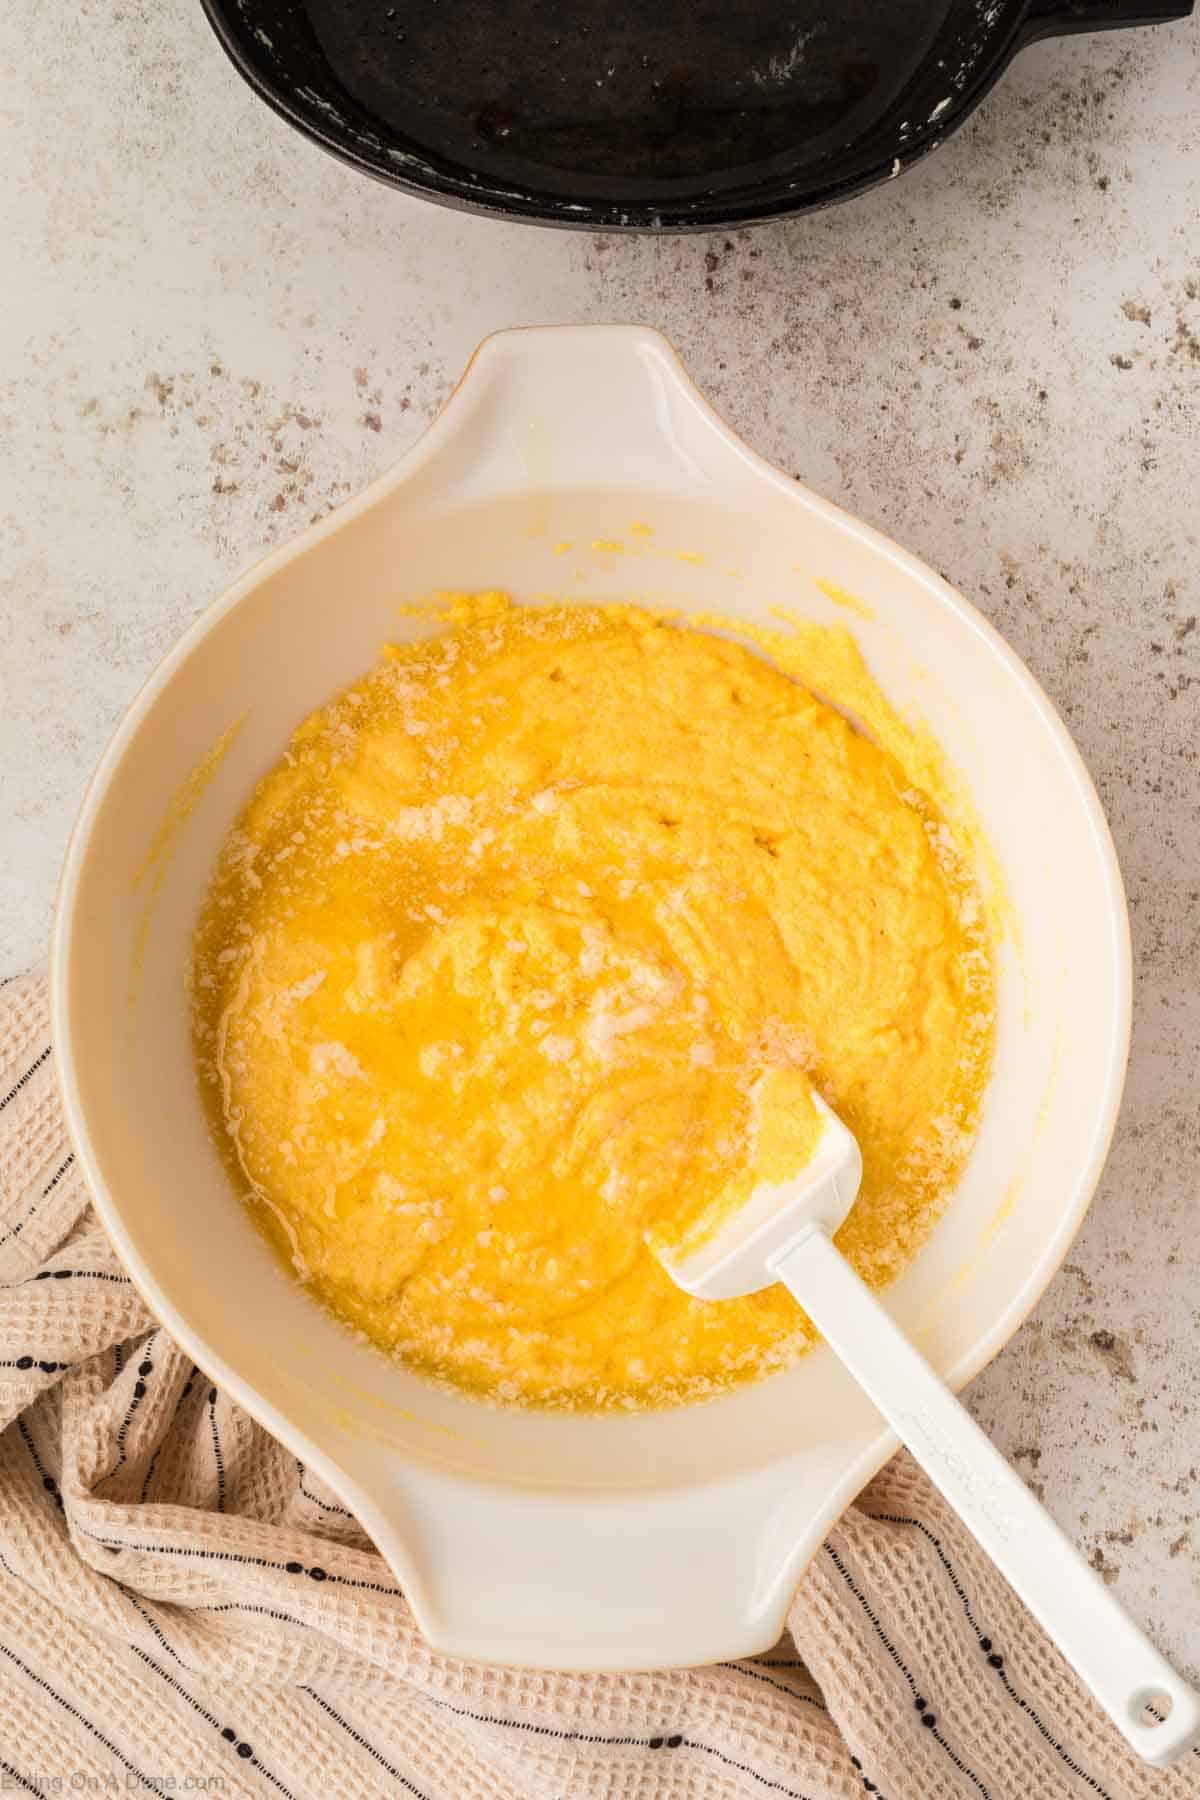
{"left": 200, "top": 0, "right": 1193, "bottom": 230}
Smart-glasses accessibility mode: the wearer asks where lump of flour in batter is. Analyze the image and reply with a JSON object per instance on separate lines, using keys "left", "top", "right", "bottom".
{"left": 192, "top": 593, "right": 993, "bottom": 1411}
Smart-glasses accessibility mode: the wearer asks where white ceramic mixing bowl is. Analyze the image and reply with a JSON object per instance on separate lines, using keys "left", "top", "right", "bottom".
{"left": 52, "top": 326, "right": 1130, "bottom": 1670}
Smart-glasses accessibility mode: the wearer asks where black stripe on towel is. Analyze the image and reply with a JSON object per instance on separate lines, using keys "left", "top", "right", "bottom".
{"left": 139, "top": 1363, "right": 200, "bottom": 1502}
{"left": 110, "top": 1332, "right": 160, "bottom": 1475}
{"left": 296, "top": 1459, "right": 355, "bottom": 1518}
{"left": 29, "top": 1268, "right": 130, "bottom": 1285}
{"left": 198, "top": 1602, "right": 310, "bottom": 1630}
{"left": 0, "top": 1047, "right": 51, "bottom": 1113}
{"left": 129, "top": 1595, "right": 187, "bottom": 1669}
{"left": 0, "top": 1639, "right": 169, "bottom": 1797}
{"left": 78, "top": 1529, "right": 403, "bottom": 1596}
{"left": 206, "top": 1388, "right": 226, "bottom": 1511}
{"left": 719, "top": 1661, "right": 829, "bottom": 1707}
{"left": 302, "top": 1687, "right": 430, "bottom": 1796}
{"left": 0, "top": 1760, "right": 44, "bottom": 1795}
{"left": 17, "top": 1417, "right": 64, "bottom": 1513}
{"left": 425, "top": 1691, "right": 818, "bottom": 1800}
{"left": 0, "top": 1153, "right": 74, "bottom": 1248}
{"left": 868, "top": 1515, "right": 1116, "bottom": 1799}
{"left": 130, "top": 1646, "right": 297, "bottom": 1799}
{"left": 824, "top": 1542, "right": 993, "bottom": 1799}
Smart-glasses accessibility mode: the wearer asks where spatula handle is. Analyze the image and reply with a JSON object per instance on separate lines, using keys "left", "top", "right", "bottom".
{"left": 772, "top": 1225, "right": 1200, "bottom": 1768}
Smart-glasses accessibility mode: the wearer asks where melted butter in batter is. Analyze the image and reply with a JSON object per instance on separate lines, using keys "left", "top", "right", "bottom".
{"left": 192, "top": 595, "right": 994, "bottom": 1410}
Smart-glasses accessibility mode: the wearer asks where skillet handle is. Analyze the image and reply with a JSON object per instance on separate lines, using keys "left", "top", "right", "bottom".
{"left": 1022, "top": 0, "right": 1193, "bottom": 37}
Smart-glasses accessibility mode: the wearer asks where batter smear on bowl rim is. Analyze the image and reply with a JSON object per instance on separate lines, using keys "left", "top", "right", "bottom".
{"left": 192, "top": 594, "right": 994, "bottom": 1411}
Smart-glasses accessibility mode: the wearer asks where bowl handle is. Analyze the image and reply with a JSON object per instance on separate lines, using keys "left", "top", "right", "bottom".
{"left": 1021, "top": 0, "right": 1192, "bottom": 38}
{"left": 401, "top": 325, "right": 773, "bottom": 508}
{"left": 342, "top": 1451, "right": 849, "bottom": 1671}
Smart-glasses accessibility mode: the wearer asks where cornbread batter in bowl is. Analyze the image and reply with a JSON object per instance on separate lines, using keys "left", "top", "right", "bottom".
{"left": 193, "top": 594, "right": 993, "bottom": 1411}
{"left": 57, "top": 327, "right": 1129, "bottom": 1666}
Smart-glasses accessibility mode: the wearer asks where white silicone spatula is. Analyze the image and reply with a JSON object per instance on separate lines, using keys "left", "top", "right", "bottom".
{"left": 657, "top": 1091, "right": 1200, "bottom": 1768}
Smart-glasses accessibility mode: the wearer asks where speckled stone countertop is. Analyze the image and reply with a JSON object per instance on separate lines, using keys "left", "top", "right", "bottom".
{"left": 2, "top": 0, "right": 1198, "bottom": 1673}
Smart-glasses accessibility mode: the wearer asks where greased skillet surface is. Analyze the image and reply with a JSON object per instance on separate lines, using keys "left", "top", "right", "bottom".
{"left": 199, "top": 0, "right": 1194, "bottom": 229}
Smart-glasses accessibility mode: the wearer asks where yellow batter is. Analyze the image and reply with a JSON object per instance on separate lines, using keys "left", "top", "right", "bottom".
{"left": 192, "top": 595, "right": 994, "bottom": 1411}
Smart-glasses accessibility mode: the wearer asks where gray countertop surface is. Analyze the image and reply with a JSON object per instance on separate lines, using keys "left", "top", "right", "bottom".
{"left": 2, "top": 0, "right": 1197, "bottom": 1673}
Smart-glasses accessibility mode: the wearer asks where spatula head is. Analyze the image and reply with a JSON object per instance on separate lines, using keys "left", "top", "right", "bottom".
{"left": 657, "top": 1091, "right": 862, "bottom": 1301}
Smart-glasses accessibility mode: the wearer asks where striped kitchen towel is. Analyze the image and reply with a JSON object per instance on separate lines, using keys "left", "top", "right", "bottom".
{"left": 0, "top": 970, "right": 1194, "bottom": 1800}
